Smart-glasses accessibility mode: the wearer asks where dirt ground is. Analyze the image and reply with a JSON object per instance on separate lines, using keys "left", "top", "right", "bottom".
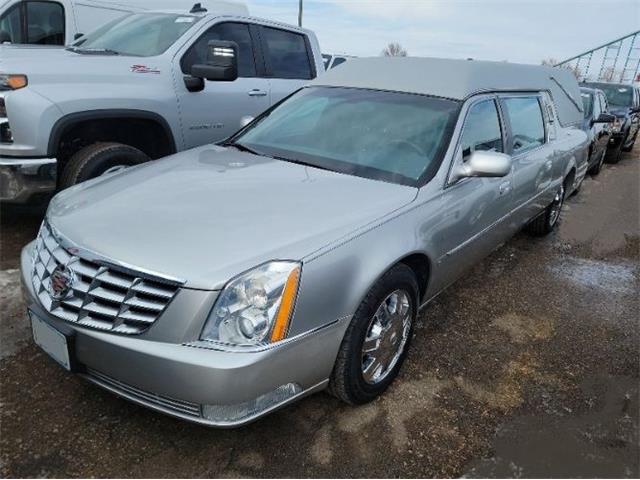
{"left": 0, "top": 148, "right": 638, "bottom": 478}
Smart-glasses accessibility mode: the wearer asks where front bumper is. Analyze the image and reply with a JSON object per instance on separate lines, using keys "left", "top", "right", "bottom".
{"left": 20, "top": 242, "right": 348, "bottom": 427}
{"left": 0, "top": 156, "right": 56, "bottom": 203}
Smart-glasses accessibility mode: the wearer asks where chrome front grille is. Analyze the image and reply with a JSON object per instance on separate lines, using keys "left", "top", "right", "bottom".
{"left": 86, "top": 368, "right": 201, "bottom": 418}
{"left": 31, "top": 222, "right": 180, "bottom": 335}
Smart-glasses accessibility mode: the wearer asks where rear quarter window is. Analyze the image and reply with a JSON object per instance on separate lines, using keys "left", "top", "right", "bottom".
{"left": 502, "top": 96, "right": 545, "bottom": 154}
{"left": 261, "top": 26, "right": 313, "bottom": 80}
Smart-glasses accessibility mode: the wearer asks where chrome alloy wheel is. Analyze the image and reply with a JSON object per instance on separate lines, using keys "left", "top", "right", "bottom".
{"left": 548, "top": 184, "right": 565, "bottom": 227}
{"left": 361, "top": 289, "right": 412, "bottom": 385}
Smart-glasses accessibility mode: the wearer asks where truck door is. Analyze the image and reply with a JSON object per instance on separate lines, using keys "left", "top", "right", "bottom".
{"left": 0, "top": 0, "right": 66, "bottom": 45}
{"left": 176, "top": 21, "right": 270, "bottom": 149}
{"left": 257, "top": 25, "right": 317, "bottom": 105}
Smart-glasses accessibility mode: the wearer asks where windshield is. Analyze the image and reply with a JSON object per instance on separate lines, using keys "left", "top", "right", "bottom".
{"left": 72, "top": 13, "right": 200, "bottom": 56}
{"left": 586, "top": 82, "right": 633, "bottom": 108}
{"left": 580, "top": 91, "right": 593, "bottom": 118}
{"left": 232, "top": 87, "right": 460, "bottom": 187}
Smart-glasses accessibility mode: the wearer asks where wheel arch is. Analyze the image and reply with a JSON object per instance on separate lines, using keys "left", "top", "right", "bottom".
{"left": 48, "top": 109, "right": 178, "bottom": 160}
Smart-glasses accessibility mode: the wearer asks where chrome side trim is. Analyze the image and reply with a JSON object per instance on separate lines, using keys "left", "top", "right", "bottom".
{"left": 441, "top": 183, "right": 556, "bottom": 261}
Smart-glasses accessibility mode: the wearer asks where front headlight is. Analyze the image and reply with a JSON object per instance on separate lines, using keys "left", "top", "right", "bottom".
{"left": 201, "top": 261, "right": 301, "bottom": 346}
{"left": 0, "top": 74, "right": 27, "bottom": 91}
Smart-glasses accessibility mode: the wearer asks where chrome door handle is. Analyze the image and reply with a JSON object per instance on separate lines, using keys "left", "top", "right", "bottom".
{"left": 248, "top": 89, "right": 267, "bottom": 97}
{"left": 499, "top": 181, "right": 512, "bottom": 195}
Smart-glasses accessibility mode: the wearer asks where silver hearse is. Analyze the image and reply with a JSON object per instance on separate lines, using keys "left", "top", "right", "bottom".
{"left": 20, "top": 57, "right": 588, "bottom": 427}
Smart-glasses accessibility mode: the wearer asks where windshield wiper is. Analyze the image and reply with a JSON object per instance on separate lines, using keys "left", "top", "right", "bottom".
{"left": 66, "top": 46, "right": 120, "bottom": 55}
{"left": 222, "top": 141, "right": 264, "bottom": 156}
{"left": 222, "top": 141, "right": 334, "bottom": 173}
{"left": 270, "top": 156, "right": 335, "bottom": 173}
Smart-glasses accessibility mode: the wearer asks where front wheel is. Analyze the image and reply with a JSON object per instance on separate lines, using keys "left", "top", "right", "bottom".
{"left": 328, "top": 264, "right": 418, "bottom": 404}
{"left": 59, "top": 142, "right": 149, "bottom": 189}
{"left": 525, "top": 182, "right": 565, "bottom": 236}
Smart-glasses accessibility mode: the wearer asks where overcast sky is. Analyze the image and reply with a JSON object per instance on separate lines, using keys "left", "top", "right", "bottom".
{"left": 245, "top": 0, "right": 639, "bottom": 65}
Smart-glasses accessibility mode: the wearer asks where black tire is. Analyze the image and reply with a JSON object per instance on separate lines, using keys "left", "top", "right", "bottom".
{"left": 621, "top": 130, "right": 637, "bottom": 152}
{"left": 607, "top": 134, "right": 626, "bottom": 164}
{"left": 59, "top": 142, "right": 149, "bottom": 189}
{"left": 526, "top": 181, "right": 565, "bottom": 236}
{"left": 328, "top": 263, "right": 419, "bottom": 405}
{"left": 589, "top": 149, "right": 605, "bottom": 176}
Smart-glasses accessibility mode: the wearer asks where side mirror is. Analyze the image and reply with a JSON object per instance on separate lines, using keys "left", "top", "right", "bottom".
{"left": 451, "top": 150, "right": 512, "bottom": 182}
{"left": 191, "top": 40, "right": 238, "bottom": 82}
{"left": 0, "top": 30, "right": 11, "bottom": 44}
{"left": 239, "top": 115, "right": 254, "bottom": 128}
{"left": 593, "top": 112, "right": 616, "bottom": 124}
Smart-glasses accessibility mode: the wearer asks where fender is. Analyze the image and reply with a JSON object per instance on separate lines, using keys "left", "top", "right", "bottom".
{"left": 47, "top": 109, "right": 177, "bottom": 158}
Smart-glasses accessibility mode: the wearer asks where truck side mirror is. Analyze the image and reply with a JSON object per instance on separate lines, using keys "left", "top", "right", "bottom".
{"left": 191, "top": 40, "right": 238, "bottom": 82}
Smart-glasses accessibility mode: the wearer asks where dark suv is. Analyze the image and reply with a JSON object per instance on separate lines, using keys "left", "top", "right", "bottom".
{"left": 581, "top": 81, "right": 640, "bottom": 162}
{"left": 579, "top": 87, "right": 615, "bottom": 175}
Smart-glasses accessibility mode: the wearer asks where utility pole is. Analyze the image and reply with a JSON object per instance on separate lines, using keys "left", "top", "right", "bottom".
{"left": 298, "top": 0, "right": 303, "bottom": 27}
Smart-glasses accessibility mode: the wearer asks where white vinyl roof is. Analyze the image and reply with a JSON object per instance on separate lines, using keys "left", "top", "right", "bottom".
{"left": 312, "top": 57, "right": 584, "bottom": 127}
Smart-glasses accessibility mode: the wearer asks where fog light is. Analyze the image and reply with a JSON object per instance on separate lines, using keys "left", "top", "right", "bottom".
{"left": 0, "top": 122, "right": 12, "bottom": 143}
{"left": 201, "top": 383, "right": 302, "bottom": 424}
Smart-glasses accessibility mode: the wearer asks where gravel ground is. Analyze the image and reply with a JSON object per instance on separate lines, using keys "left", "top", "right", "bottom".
{"left": 0, "top": 148, "right": 638, "bottom": 478}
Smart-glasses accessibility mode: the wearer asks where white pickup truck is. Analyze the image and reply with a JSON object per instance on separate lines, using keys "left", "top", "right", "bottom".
{"left": 0, "top": 0, "right": 232, "bottom": 45}
{"left": 0, "top": 2, "right": 323, "bottom": 202}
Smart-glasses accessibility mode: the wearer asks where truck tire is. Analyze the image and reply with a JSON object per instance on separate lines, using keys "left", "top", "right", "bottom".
{"left": 59, "top": 142, "right": 149, "bottom": 189}
{"left": 328, "top": 263, "right": 418, "bottom": 405}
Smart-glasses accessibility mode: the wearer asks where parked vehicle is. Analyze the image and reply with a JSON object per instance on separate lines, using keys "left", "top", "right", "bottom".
{"left": 20, "top": 57, "right": 587, "bottom": 427}
{"left": 0, "top": 0, "right": 224, "bottom": 45}
{"left": 580, "top": 87, "right": 615, "bottom": 175}
{"left": 581, "top": 81, "right": 640, "bottom": 163}
{"left": 322, "top": 53, "right": 354, "bottom": 70}
{"left": 0, "top": 3, "right": 323, "bottom": 202}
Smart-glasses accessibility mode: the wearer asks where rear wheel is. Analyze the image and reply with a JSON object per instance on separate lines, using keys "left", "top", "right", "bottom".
{"left": 607, "top": 134, "right": 626, "bottom": 164}
{"left": 526, "top": 182, "right": 565, "bottom": 236}
{"left": 621, "top": 130, "right": 637, "bottom": 152}
{"left": 590, "top": 149, "right": 605, "bottom": 176}
{"left": 328, "top": 264, "right": 418, "bottom": 404}
{"left": 59, "top": 142, "right": 149, "bottom": 189}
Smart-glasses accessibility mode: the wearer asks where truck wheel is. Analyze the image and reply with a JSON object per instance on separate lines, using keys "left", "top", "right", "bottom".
{"left": 328, "top": 264, "right": 418, "bottom": 405}
{"left": 59, "top": 142, "right": 149, "bottom": 189}
{"left": 526, "top": 182, "right": 565, "bottom": 236}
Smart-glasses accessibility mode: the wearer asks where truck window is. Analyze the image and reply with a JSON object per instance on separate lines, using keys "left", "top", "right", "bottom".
{"left": 260, "top": 26, "right": 313, "bottom": 80}
{"left": 181, "top": 22, "right": 257, "bottom": 77}
{"left": 460, "top": 99, "right": 503, "bottom": 159}
{"left": 26, "top": 1, "right": 65, "bottom": 45}
{"left": 502, "top": 96, "right": 545, "bottom": 154}
{"left": 0, "top": 3, "right": 23, "bottom": 43}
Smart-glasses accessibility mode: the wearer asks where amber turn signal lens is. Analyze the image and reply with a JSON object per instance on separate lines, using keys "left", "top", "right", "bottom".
{"left": 270, "top": 266, "right": 301, "bottom": 342}
{"left": 1, "top": 74, "right": 28, "bottom": 90}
